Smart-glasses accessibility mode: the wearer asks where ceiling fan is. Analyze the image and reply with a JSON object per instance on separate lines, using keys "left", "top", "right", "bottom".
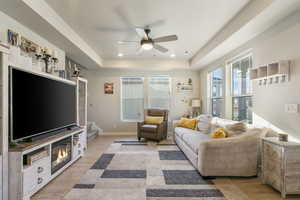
{"left": 119, "top": 27, "right": 178, "bottom": 54}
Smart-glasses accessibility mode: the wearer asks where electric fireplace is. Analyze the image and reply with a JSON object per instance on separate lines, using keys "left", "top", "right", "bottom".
{"left": 51, "top": 137, "right": 72, "bottom": 174}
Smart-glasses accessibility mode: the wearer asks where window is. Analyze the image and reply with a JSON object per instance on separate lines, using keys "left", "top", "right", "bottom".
{"left": 231, "top": 56, "right": 253, "bottom": 123}
{"left": 210, "top": 68, "right": 224, "bottom": 117}
{"left": 148, "top": 76, "right": 171, "bottom": 109}
{"left": 121, "top": 77, "right": 144, "bottom": 121}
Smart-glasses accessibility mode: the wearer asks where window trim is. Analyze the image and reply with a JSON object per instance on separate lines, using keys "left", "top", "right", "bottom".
{"left": 209, "top": 67, "right": 225, "bottom": 117}
{"left": 230, "top": 54, "right": 253, "bottom": 123}
{"left": 120, "top": 76, "right": 145, "bottom": 122}
{"left": 230, "top": 54, "right": 253, "bottom": 97}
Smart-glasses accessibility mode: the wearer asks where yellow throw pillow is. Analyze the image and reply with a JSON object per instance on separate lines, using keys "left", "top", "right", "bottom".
{"left": 176, "top": 118, "right": 198, "bottom": 130}
{"left": 144, "top": 116, "right": 164, "bottom": 124}
{"left": 211, "top": 128, "right": 228, "bottom": 138}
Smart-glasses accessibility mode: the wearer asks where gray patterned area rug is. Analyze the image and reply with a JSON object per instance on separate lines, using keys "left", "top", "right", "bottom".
{"left": 64, "top": 139, "right": 226, "bottom": 200}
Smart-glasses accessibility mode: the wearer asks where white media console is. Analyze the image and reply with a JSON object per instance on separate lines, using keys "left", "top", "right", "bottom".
{"left": 4, "top": 65, "right": 88, "bottom": 200}
{"left": 9, "top": 127, "right": 86, "bottom": 200}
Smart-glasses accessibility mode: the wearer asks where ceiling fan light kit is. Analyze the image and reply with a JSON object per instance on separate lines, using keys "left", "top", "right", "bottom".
{"left": 141, "top": 40, "right": 153, "bottom": 50}
{"left": 118, "top": 27, "right": 178, "bottom": 54}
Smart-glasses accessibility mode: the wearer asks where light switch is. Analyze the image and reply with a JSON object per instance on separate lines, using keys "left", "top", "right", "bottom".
{"left": 285, "top": 104, "right": 299, "bottom": 113}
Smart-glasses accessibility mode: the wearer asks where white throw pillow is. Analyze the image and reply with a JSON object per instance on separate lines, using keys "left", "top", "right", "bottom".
{"left": 196, "top": 114, "right": 212, "bottom": 134}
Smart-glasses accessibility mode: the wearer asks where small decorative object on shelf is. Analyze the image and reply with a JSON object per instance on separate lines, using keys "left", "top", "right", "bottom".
{"left": 72, "top": 64, "right": 80, "bottom": 77}
{"left": 58, "top": 70, "right": 66, "bottom": 79}
{"left": 7, "top": 29, "right": 19, "bottom": 46}
{"left": 52, "top": 49, "right": 59, "bottom": 71}
{"left": 7, "top": 29, "right": 61, "bottom": 75}
{"left": 42, "top": 47, "right": 52, "bottom": 73}
{"left": 278, "top": 133, "right": 288, "bottom": 142}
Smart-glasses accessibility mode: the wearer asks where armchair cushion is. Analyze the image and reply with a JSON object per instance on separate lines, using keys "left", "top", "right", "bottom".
{"left": 144, "top": 116, "right": 164, "bottom": 124}
{"left": 140, "top": 124, "right": 158, "bottom": 133}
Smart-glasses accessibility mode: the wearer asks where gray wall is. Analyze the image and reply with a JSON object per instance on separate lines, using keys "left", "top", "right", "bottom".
{"left": 81, "top": 68, "right": 200, "bottom": 133}
{"left": 199, "top": 10, "right": 300, "bottom": 140}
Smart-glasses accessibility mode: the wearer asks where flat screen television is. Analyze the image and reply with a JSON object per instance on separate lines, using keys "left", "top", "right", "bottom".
{"left": 10, "top": 67, "right": 77, "bottom": 142}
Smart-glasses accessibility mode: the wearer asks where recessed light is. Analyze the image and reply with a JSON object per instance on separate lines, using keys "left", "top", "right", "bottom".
{"left": 170, "top": 54, "right": 176, "bottom": 58}
{"left": 118, "top": 53, "right": 124, "bottom": 57}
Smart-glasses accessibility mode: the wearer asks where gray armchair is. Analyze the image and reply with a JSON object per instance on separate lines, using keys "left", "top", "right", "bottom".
{"left": 137, "top": 109, "right": 169, "bottom": 141}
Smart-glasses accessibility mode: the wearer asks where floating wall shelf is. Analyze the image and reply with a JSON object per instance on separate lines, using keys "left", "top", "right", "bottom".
{"left": 258, "top": 66, "right": 268, "bottom": 78}
{"left": 250, "top": 60, "right": 290, "bottom": 85}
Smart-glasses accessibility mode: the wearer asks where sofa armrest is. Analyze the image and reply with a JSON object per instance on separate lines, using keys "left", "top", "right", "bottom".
{"left": 198, "top": 135, "right": 259, "bottom": 176}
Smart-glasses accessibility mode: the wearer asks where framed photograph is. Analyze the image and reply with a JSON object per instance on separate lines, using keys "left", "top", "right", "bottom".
{"left": 20, "top": 36, "right": 38, "bottom": 53}
{"left": 7, "top": 29, "right": 19, "bottom": 46}
{"left": 104, "top": 83, "right": 114, "bottom": 94}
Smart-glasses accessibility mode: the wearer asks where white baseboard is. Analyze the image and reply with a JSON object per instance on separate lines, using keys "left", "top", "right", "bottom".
{"left": 100, "top": 132, "right": 137, "bottom": 136}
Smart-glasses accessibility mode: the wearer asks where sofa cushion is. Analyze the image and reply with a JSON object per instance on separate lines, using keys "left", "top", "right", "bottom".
{"left": 176, "top": 118, "right": 198, "bottom": 130}
{"left": 141, "top": 124, "right": 157, "bottom": 133}
{"left": 196, "top": 114, "right": 212, "bottom": 134}
{"left": 174, "top": 127, "right": 202, "bottom": 139}
{"left": 182, "top": 132, "right": 211, "bottom": 153}
{"left": 211, "top": 128, "right": 228, "bottom": 138}
{"left": 210, "top": 117, "right": 238, "bottom": 133}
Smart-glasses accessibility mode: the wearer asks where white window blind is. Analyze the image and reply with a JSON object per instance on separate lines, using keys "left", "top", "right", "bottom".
{"left": 148, "top": 76, "right": 171, "bottom": 109}
{"left": 121, "top": 77, "right": 144, "bottom": 121}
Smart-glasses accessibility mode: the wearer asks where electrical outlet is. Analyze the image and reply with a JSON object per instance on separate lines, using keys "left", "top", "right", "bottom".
{"left": 285, "top": 104, "right": 299, "bottom": 113}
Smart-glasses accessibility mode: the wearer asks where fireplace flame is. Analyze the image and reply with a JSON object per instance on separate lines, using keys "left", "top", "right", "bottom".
{"left": 57, "top": 148, "right": 68, "bottom": 163}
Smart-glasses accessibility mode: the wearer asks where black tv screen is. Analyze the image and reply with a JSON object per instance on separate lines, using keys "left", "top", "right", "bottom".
{"left": 10, "top": 67, "right": 76, "bottom": 142}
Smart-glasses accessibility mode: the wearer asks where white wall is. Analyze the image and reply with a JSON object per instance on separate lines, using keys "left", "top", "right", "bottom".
{"left": 81, "top": 68, "right": 200, "bottom": 133}
{"left": 0, "top": 11, "right": 65, "bottom": 69}
{"left": 199, "top": 10, "right": 300, "bottom": 140}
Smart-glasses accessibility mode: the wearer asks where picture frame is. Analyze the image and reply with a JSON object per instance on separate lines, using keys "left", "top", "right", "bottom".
{"left": 7, "top": 29, "right": 19, "bottom": 46}
{"left": 104, "top": 83, "right": 114, "bottom": 94}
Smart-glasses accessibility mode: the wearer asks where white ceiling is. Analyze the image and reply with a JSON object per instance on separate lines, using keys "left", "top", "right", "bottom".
{"left": 1, "top": 0, "right": 300, "bottom": 70}
{"left": 44, "top": 0, "right": 249, "bottom": 60}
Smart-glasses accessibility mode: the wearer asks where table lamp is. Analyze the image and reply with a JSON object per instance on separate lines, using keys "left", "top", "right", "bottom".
{"left": 191, "top": 99, "right": 201, "bottom": 117}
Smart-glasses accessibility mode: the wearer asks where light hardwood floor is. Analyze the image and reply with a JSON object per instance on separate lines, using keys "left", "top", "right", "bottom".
{"left": 31, "top": 135, "right": 300, "bottom": 200}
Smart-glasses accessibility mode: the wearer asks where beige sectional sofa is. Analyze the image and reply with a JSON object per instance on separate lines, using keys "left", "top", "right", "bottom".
{"left": 174, "top": 116, "right": 277, "bottom": 177}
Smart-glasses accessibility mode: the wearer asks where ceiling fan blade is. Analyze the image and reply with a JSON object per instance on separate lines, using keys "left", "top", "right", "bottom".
{"left": 153, "top": 35, "right": 178, "bottom": 43}
{"left": 135, "top": 28, "right": 148, "bottom": 39}
{"left": 153, "top": 44, "right": 168, "bottom": 53}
